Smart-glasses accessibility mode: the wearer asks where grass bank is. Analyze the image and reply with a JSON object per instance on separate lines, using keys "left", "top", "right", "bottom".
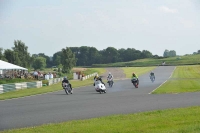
{"left": 1, "top": 106, "right": 200, "bottom": 133}
{"left": 0, "top": 78, "right": 35, "bottom": 84}
{"left": 153, "top": 65, "right": 200, "bottom": 94}
{"left": 121, "top": 67, "right": 156, "bottom": 78}
{"left": 92, "top": 54, "right": 200, "bottom": 67}
{"left": 0, "top": 68, "right": 105, "bottom": 100}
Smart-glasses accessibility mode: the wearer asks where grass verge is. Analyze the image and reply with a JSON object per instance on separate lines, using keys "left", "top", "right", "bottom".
{"left": 0, "top": 68, "right": 105, "bottom": 100}
{"left": 0, "top": 78, "right": 35, "bottom": 84}
{"left": 92, "top": 54, "right": 200, "bottom": 67}
{"left": 1, "top": 106, "right": 200, "bottom": 133}
{"left": 153, "top": 65, "right": 200, "bottom": 94}
{"left": 121, "top": 67, "right": 156, "bottom": 78}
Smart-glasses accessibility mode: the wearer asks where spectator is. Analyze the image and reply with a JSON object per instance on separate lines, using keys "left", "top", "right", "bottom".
{"left": 33, "top": 71, "right": 38, "bottom": 79}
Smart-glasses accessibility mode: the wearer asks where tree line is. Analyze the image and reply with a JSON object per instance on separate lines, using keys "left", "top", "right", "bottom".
{"left": 1, "top": 40, "right": 166, "bottom": 73}
{"left": 163, "top": 49, "right": 176, "bottom": 57}
{"left": 53, "top": 46, "right": 154, "bottom": 66}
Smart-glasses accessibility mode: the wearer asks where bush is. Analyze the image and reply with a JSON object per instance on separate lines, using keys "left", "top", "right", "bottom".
{"left": 0, "top": 78, "right": 35, "bottom": 84}
{"left": 42, "top": 80, "right": 49, "bottom": 86}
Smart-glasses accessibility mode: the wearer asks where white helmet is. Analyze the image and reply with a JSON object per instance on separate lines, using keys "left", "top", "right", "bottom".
{"left": 109, "top": 72, "right": 111, "bottom": 75}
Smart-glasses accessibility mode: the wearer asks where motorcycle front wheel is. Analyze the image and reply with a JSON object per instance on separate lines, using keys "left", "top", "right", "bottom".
{"left": 65, "top": 88, "right": 69, "bottom": 95}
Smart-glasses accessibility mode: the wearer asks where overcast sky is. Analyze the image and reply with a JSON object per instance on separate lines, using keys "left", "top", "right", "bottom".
{"left": 0, "top": 0, "right": 200, "bottom": 56}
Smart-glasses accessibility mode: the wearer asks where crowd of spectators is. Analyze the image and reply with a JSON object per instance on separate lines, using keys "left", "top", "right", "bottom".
{"left": 0, "top": 70, "right": 57, "bottom": 80}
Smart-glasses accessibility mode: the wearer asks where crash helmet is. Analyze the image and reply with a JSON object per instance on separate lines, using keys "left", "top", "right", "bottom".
{"left": 64, "top": 76, "right": 67, "bottom": 80}
{"left": 109, "top": 72, "right": 111, "bottom": 75}
{"left": 132, "top": 73, "right": 135, "bottom": 76}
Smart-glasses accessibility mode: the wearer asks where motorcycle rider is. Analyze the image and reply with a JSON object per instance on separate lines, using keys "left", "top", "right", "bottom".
{"left": 62, "top": 76, "right": 73, "bottom": 90}
{"left": 93, "top": 74, "right": 105, "bottom": 86}
{"left": 149, "top": 71, "right": 155, "bottom": 80}
{"left": 107, "top": 72, "right": 114, "bottom": 84}
{"left": 131, "top": 72, "right": 139, "bottom": 85}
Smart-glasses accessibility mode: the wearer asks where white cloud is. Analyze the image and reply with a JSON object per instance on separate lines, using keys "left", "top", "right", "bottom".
{"left": 159, "top": 6, "right": 178, "bottom": 13}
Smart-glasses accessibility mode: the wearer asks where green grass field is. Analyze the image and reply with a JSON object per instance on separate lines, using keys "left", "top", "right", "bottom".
{"left": 92, "top": 54, "right": 200, "bottom": 67}
{"left": 121, "top": 67, "right": 156, "bottom": 78}
{"left": 0, "top": 68, "right": 105, "bottom": 100}
{"left": 1, "top": 106, "right": 200, "bottom": 133}
{"left": 153, "top": 65, "right": 200, "bottom": 94}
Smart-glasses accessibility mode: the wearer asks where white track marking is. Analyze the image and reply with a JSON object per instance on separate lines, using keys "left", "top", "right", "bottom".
{"left": 148, "top": 67, "right": 176, "bottom": 94}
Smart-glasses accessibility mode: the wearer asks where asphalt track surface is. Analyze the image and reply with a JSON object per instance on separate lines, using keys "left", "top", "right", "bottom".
{"left": 1, "top": 66, "right": 200, "bottom": 131}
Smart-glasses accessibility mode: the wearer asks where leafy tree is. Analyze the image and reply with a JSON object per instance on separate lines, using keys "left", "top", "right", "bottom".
{"left": 163, "top": 49, "right": 170, "bottom": 57}
{"left": 88, "top": 47, "right": 100, "bottom": 65}
{"left": 169, "top": 50, "right": 176, "bottom": 57}
{"left": 61, "top": 47, "right": 77, "bottom": 73}
{"left": 117, "top": 48, "right": 126, "bottom": 62}
{"left": 37, "top": 53, "right": 52, "bottom": 67}
{"left": 193, "top": 52, "right": 197, "bottom": 55}
{"left": 4, "top": 49, "right": 21, "bottom": 64}
{"left": 53, "top": 51, "right": 62, "bottom": 66}
{"left": 197, "top": 50, "right": 200, "bottom": 54}
{"left": 0, "top": 48, "right": 6, "bottom": 61}
{"left": 103, "top": 47, "right": 119, "bottom": 63}
{"left": 78, "top": 46, "right": 89, "bottom": 66}
{"left": 12, "top": 40, "right": 31, "bottom": 68}
{"left": 141, "top": 50, "right": 153, "bottom": 58}
{"left": 32, "top": 57, "right": 46, "bottom": 70}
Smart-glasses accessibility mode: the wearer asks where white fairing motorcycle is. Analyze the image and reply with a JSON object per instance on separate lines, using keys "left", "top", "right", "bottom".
{"left": 94, "top": 80, "right": 107, "bottom": 94}
{"left": 62, "top": 82, "right": 73, "bottom": 95}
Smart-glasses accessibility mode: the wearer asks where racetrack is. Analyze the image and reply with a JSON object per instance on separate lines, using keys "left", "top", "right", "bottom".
{"left": 1, "top": 66, "right": 200, "bottom": 131}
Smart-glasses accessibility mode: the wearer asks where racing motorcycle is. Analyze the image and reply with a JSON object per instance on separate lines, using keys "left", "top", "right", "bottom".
{"left": 131, "top": 77, "right": 139, "bottom": 88}
{"left": 107, "top": 78, "right": 113, "bottom": 87}
{"left": 150, "top": 75, "right": 155, "bottom": 82}
{"left": 62, "top": 82, "right": 73, "bottom": 95}
{"left": 94, "top": 80, "right": 107, "bottom": 94}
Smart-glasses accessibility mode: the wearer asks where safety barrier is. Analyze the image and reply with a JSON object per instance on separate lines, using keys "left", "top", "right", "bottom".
{"left": 82, "top": 73, "right": 97, "bottom": 81}
{"left": 0, "top": 81, "right": 42, "bottom": 94}
{"left": 48, "top": 78, "right": 63, "bottom": 86}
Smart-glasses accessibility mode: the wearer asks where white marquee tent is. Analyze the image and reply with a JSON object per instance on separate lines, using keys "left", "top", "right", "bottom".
{"left": 0, "top": 60, "right": 28, "bottom": 76}
{"left": 0, "top": 60, "right": 28, "bottom": 70}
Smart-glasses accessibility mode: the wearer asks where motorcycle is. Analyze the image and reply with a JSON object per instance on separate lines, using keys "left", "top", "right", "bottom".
{"left": 150, "top": 75, "right": 155, "bottom": 82}
{"left": 62, "top": 82, "right": 73, "bottom": 95}
{"left": 131, "top": 77, "right": 138, "bottom": 88}
{"left": 107, "top": 78, "right": 113, "bottom": 87}
{"left": 94, "top": 80, "right": 107, "bottom": 94}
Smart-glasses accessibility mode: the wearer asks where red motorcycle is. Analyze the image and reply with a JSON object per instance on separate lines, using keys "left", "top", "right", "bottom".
{"left": 131, "top": 77, "right": 138, "bottom": 88}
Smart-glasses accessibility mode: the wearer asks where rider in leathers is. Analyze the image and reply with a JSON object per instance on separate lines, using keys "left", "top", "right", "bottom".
{"left": 93, "top": 74, "right": 105, "bottom": 86}
{"left": 107, "top": 72, "right": 114, "bottom": 84}
{"left": 149, "top": 71, "right": 155, "bottom": 80}
{"left": 62, "top": 77, "right": 73, "bottom": 90}
{"left": 131, "top": 72, "right": 139, "bottom": 85}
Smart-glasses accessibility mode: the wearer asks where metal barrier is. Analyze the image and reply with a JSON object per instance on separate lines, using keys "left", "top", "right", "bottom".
{"left": 82, "top": 73, "right": 97, "bottom": 81}
{"left": 0, "top": 81, "right": 42, "bottom": 94}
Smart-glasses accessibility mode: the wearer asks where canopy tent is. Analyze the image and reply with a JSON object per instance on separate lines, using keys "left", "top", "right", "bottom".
{"left": 0, "top": 60, "right": 28, "bottom": 70}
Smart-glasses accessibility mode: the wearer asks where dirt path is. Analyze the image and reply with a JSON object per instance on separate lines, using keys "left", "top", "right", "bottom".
{"left": 100, "top": 68, "right": 126, "bottom": 80}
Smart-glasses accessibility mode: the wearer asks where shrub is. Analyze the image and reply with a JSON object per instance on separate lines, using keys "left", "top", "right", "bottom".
{"left": 42, "top": 80, "right": 49, "bottom": 86}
